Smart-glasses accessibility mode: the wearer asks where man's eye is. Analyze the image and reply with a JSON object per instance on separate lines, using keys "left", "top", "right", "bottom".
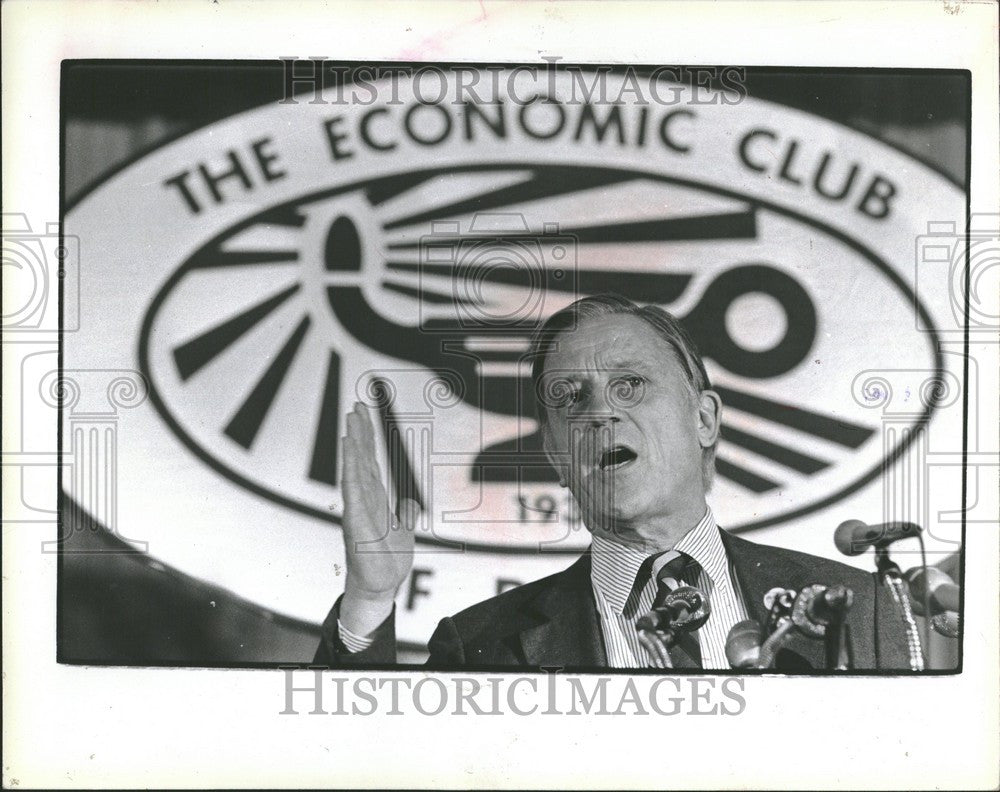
{"left": 616, "top": 375, "right": 644, "bottom": 390}
{"left": 608, "top": 375, "right": 645, "bottom": 407}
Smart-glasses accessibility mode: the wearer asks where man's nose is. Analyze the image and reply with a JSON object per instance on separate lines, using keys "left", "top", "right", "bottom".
{"left": 568, "top": 413, "right": 620, "bottom": 462}
{"left": 586, "top": 412, "right": 620, "bottom": 428}
{"left": 571, "top": 390, "right": 623, "bottom": 426}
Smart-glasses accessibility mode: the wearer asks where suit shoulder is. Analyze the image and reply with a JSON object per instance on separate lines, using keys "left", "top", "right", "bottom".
{"left": 724, "top": 532, "right": 876, "bottom": 589}
{"left": 446, "top": 555, "right": 588, "bottom": 634}
{"left": 778, "top": 543, "right": 873, "bottom": 582}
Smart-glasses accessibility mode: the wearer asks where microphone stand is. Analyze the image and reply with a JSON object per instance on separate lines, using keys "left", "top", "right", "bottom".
{"left": 874, "top": 547, "right": 900, "bottom": 577}
{"left": 755, "top": 618, "right": 797, "bottom": 668}
{"left": 794, "top": 584, "right": 854, "bottom": 670}
{"left": 823, "top": 610, "right": 851, "bottom": 670}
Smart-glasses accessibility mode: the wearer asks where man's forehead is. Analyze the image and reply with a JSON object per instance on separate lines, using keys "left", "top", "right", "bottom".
{"left": 545, "top": 314, "right": 668, "bottom": 365}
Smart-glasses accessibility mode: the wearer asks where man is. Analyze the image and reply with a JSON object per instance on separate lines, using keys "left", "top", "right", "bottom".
{"left": 315, "top": 294, "right": 911, "bottom": 670}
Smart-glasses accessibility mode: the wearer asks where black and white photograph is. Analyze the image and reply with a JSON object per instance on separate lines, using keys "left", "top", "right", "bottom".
{"left": 58, "top": 61, "right": 970, "bottom": 672}
{"left": 3, "top": 1, "right": 997, "bottom": 789}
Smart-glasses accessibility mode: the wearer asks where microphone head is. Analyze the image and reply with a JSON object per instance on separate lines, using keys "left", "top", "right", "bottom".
{"left": 726, "top": 619, "right": 763, "bottom": 669}
{"left": 931, "top": 611, "right": 960, "bottom": 638}
{"left": 823, "top": 584, "right": 853, "bottom": 613}
{"left": 763, "top": 587, "right": 794, "bottom": 611}
{"left": 834, "top": 519, "right": 869, "bottom": 556}
{"left": 659, "top": 586, "right": 712, "bottom": 633}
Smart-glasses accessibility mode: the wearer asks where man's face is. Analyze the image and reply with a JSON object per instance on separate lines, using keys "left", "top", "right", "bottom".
{"left": 540, "top": 314, "right": 720, "bottom": 537}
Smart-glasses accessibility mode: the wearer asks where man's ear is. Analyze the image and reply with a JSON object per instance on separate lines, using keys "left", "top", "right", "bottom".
{"left": 696, "top": 389, "right": 722, "bottom": 449}
{"left": 540, "top": 424, "right": 568, "bottom": 488}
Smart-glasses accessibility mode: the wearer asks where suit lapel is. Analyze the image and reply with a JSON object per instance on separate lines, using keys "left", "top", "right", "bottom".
{"left": 721, "top": 531, "right": 828, "bottom": 669}
{"left": 518, "top": 553, "right": 606, "bottom": 668}
{"left": 721, "top": 531, "right": 794, "bottom": 625}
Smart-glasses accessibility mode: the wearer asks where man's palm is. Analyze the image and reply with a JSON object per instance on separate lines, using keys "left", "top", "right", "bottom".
{"left": 341, "top": 402, "right": 418, "bottom": 601}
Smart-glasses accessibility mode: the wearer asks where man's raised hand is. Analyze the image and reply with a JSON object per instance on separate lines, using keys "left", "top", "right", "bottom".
{"left": 338, "top": 400, "right": 420, "bottom": 637}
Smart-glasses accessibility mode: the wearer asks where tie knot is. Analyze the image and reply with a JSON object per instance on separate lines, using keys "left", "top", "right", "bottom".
{"left": 654, "top": 551, "right": 697, "bottom": 592}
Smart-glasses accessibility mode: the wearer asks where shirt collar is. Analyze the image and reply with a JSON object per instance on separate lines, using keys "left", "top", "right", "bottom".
{"left": 590, "top": 506, "right": 720, "bottom": 615}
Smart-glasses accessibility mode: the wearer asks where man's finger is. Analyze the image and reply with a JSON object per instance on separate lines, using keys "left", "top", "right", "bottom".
{"left": 357, "top": 399, "right": 377, "bottom": 434}
{"left": 344, "top": 405, "right": 376, "bottom": 479}
{"left": 357, "top": 401, "right": 377, "bottom": 449}
{"left": 341, "top": 433, "right": 365, "bottom": 495}
{"left": 355, "top": 403, "right": 383, "bottom": 480}
{"left": 345, "top": 408, "right": 362, "bottom": 444}
{"left": 340, "top": 433, "right": 354, "bottom": 480}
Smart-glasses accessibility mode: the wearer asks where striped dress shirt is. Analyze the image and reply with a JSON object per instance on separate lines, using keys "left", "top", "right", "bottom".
{"left": 590, "top": 507, "right": 749, "bottom": 669}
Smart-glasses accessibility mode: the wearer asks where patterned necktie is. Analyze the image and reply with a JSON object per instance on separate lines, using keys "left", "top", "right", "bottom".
{"left": 652, "top": 552, "right": 703, "bottom": 668}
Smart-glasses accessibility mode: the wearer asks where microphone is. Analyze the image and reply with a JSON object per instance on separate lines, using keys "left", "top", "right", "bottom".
{"left": 726, "top": 619, "right": 764, "bottom": 669}
{"left": 905, "top": 566, "right": 960, "bottom": 615}
{"left": 636, "top": 585, "right": 711, "bottom": 632}
{"left": 930, "top": 611, "right": 960, "bottom": 639}
{"left": 636, "top": 586, "right": 711, "bottom": 669}
{"left": 805, "top": 584, "right": 853, "bottom": 625}
{"left": 791, "top": 584, "right": 854, "bottom": 638}
{"left": 834, "top": 519, "right": 922, "bottom": 556}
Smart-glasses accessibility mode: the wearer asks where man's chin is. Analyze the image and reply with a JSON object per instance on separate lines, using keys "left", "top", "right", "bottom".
{"left": 587, "top": 520, "right": 648, "bottom": 548}
{"left": 582, "top": 496, "right": 650, "bottom": 533}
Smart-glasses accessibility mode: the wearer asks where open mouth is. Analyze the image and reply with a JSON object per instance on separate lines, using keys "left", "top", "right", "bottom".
{"left": 599, "top": 445, "right": 638, "bottom": 471}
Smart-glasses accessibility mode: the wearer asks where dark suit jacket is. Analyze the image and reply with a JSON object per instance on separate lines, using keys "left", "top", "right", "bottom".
{"left": 314, "top": 531, "right": 912, "bottom": 671}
